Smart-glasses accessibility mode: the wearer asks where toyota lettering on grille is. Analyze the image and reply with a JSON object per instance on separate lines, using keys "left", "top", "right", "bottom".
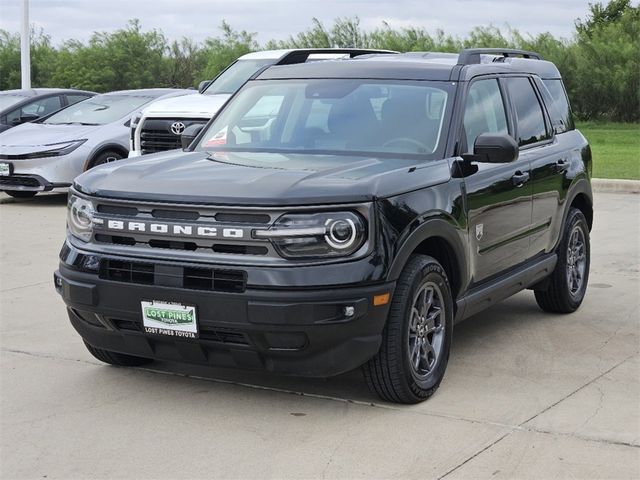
{"left": 101, "top": 219, "right": 247, "bottom": 239}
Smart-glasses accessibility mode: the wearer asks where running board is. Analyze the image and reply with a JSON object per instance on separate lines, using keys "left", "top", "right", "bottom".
{"left": 455, "top": 254, "right": 557, "bottom": 323}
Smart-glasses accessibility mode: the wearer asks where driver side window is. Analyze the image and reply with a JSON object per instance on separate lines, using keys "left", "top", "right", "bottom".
{"left": 6, "top": 96, "right": 62, "bottom": 124}
{"left": 463, "top": 79, "right": 508, "bottom": 153}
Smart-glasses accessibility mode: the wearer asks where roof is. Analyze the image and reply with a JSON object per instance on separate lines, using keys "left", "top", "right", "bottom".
{"left": 99, "top": 88, "right": 190, "bottom": 97}
{"left": 0, "top": 88, "right": 96, "bottom": 97}
{"left": 257, "top": 50, "right": 562, "bottom": 82}
{"left": 239, "top": 48, "right": 396, "bottom": 62}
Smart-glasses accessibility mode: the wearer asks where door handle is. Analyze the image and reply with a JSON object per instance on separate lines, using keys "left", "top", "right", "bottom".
{"left": 511, "top": 171, "right": 530, "bottom": 187}
{"left": 555, "top": 158, "right": 570, "bottom": 173}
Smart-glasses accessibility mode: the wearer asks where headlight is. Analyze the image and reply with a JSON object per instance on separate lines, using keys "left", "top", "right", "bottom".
{"left": 29, "top": 140, "right": 87, "bottom": 159}
{"left": 254, "top": 212, "right": 367, "bottom": 259}
{"left": 67, "top": 195, "right": 95, "bottom": 242}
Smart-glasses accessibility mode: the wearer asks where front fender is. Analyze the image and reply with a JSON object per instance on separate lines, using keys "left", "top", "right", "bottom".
{"left": 386, "top": 216, "right": 468, "bottom": 286}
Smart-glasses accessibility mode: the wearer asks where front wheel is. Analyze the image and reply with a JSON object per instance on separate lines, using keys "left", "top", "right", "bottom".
{"left": 363, "top": 255, "right": 453, "bottom": 404}
{"left": 535, "top": 208, "right": 590, "bottom": 313}
{"left": 87, "top": 150, "right": 124, "bottom": 170}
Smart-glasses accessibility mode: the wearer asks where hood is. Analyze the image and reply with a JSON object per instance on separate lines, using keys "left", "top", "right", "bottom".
{"left": 142, "top": 93, "right": 230, "bottom": 116}
{"left": 0, "top": 122, "right": 101, "bottom": 154}
{"left": 75, "top": 150, "right": 452, "bottom": 206}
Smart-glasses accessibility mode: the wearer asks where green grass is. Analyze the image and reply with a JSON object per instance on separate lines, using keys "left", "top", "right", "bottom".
{"left": 577, "top": 121, "right": 640, "bottom": 180}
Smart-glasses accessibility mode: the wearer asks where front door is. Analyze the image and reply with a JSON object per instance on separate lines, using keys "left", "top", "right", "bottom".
{"left": 461, "top": 78, "right": 533, "bottom": 284}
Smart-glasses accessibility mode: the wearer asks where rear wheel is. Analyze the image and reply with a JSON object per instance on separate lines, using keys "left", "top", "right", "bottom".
{"left": 87, "top": 150, "right": 124, "bottom": 170}
{"left": 3, "top": 191, "right": 37, "bottom": 199}
{"left": 535, "top": 208, "right": 590, "bottom": 313}
{"left": 363, "top": 255, "right": 453, "bottom": 404}
{"left": 84, "top": 341, "right": 153, "bottom": 367}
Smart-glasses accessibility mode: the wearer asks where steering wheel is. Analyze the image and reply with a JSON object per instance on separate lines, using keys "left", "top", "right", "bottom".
{"left": 382, "top": 137, "right": 429, "bottom": 152}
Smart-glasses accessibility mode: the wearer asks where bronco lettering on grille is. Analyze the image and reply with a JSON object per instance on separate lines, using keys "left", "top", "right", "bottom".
{"left": 105, "top": 219, "right": 245, "bottom": 239}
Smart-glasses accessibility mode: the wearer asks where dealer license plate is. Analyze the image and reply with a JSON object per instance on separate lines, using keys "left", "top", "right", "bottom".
{"left": 141, "top": 300, "right": 198, "bottom": 339}
{"left": 0, "top": 163, "right": 10, "bottom": 176}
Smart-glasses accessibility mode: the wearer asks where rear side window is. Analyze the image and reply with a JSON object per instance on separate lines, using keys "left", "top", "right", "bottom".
{"left": 505, "top": 77, "right": 549, "bottom": 147}
{"left": 463, "top": 79, "right": 508, "bottom": 153}
{"left": 66, "top": 94, "right": 91, "bottom": 106}
{"left": 542, "top": 79, "right": 574, "bottom": 133}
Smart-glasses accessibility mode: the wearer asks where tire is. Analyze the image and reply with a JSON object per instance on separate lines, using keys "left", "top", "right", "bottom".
{"left": 4, "top": 191, "right": 37, "bottom": 199}
{"left": 84, "top": 341, "right": 153, "bottom": 367}
{"left": 87, "top": 150, "right": 124, "bottom": 170}
{"left": 535, "top": 208, "right": 590, "bottom": 313}
{"left": 363, "top": 255, "right": 454, "bottom": 404}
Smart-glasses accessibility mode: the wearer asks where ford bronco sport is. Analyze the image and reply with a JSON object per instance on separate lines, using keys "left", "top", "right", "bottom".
{"left": 55, "top": 48, "right": 593, "bottom": 404}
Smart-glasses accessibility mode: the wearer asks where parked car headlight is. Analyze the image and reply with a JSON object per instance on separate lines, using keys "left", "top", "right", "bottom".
{"left": 67, "top": 195, "right": 95, "bottom": 242}
{"left": 35, "top": 140, "right": 87, "bottom": 159}
{"left": 254, "top": 212, "right": 367, "bottom": 259}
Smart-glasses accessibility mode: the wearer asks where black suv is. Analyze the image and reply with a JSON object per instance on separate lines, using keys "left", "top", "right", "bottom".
{"left": 55, "top": 48, "right": 592, "bottom": 404}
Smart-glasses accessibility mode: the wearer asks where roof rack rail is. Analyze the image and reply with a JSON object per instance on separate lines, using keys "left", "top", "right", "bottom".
{"left": 276, "top": 48, "right": 397, "bottom": 65}
{"left": 457, "top": 48, "right": 542, "bottom": 65}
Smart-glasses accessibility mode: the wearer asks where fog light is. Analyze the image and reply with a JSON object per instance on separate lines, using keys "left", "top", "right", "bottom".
{"left": 343, "top": 305, "right": 355, "bottom": 317}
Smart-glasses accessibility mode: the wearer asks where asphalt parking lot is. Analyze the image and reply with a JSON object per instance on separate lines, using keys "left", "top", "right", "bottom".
{"left": 0, "top": 191, "right": 638, "bottom": 480}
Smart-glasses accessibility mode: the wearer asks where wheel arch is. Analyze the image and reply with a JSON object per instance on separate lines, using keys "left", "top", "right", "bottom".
{"left": 84, "top": 143, "right": 129, "bottom": 171}
{"left": 387, "top": 218, "right": 467, "bottom": 302}
{"left": 569, "top": 191, "right": 593, "bottom": 231}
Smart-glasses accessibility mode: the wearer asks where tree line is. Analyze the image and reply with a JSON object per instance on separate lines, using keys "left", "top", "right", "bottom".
{"left": 0, "top": 0, "right": 638, "bottom": 121}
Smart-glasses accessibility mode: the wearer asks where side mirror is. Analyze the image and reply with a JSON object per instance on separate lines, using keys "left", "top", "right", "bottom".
{"left": 464, "top": 133, "right": 519, "bottom": 163}
{"left": 198, "top": 80, "right": 211, "bottom": 94}
{"left": 181, "top": 124, "right": 204, "bottom": 150}
{"left": 18, "top": 113, "right": 40, "bottom": 124}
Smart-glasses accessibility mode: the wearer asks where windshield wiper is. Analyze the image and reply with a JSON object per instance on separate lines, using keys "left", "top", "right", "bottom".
{"left": 46, "top": 122, "right": 100, "bottom": 126}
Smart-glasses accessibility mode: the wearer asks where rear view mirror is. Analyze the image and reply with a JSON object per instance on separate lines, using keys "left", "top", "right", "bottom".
{"left": 181, "top": 124, "right": 204, "bottom": 150}
{"left": 198, "top": 80, "right": 211, "bottom": 94}
{"left": 464, "top": 133, "right": 519, "bottom": 163}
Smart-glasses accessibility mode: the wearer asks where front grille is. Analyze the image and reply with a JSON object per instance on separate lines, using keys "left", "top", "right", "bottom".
{"left": 183, "top": 266, "right": 246, "bottom": 293}
{"left": 109, "top": 317, "right": 250, "bottom": 346}
{"left": 139, "top": 118, "right": 208, "bottom": 154}
{"left": 99, "top": 259, "right": 247, "bottom": 293}
{"left": 199, "top": 327, "right": 249, "bottom": 345}
{"left": 100, "top": 259, "right": 154, "bottom": 285}
{"left": 0, "top": 175, "right": 42, "bottom": 188}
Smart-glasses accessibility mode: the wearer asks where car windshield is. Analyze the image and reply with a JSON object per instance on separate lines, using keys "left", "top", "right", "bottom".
{"left": 203, "top": 59, "right": 274, "bottom": 96}
{"left": 44, "top": 94, "right": 154, "bottom": 125}
{"left": 197, "top": 79, "right": 453, "bottom": 158}
{"left": 0, "top": 95, "right": 27, "bottom": 111}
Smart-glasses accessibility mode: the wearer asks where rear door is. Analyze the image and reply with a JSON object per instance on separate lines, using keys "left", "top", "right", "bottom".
{"left": 461, "top": 77, "right": 533, "bottom": 284}
{"left": 503, "top": 76, "right": 561, "bottom": 258}
{"left": 528, "top": 78, "right": 577, "bottom": 256}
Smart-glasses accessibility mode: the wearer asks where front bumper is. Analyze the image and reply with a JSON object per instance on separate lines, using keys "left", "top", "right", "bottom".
{"left": 55, "top": 254, "right": 394, "bottom": 377}
{"left": 0, "top": 150, "right": 86, "bottom": 191}
{"left": 0, "top": 172, "right": 70, "bottom": 192}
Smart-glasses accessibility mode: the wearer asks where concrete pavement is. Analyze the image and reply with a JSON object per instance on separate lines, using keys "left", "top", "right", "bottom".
{"left": 0, "top": 191, "right": 638, "bottom": 479}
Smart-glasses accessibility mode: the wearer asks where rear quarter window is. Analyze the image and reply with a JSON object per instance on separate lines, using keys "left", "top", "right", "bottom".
{"left": 542, "top": 79, "right": 575, "bottom": 133}
{"left": 505, "top": 77, "right": 550, "bottom": 147}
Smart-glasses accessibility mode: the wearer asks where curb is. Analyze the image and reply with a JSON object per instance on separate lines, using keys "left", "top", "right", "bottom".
{"left": 592, "top": 178, "right": 640, "bottom": 194}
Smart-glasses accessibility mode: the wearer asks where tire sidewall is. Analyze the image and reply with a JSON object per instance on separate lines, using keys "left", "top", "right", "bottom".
{"left": 558, "top": 209, "right": 590, "bottom": 309}
{"left": 400, "top": 259, "right": 454, "bottom": 397}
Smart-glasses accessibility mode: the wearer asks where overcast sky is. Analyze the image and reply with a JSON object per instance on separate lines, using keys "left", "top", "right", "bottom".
{"left": 0, "top": 0, "right": 597, "bottom": 45}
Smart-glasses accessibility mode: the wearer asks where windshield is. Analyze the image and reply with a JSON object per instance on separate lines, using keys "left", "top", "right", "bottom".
{"left": 0, "top": 95, "right": 26, "bottom": 111}
{"left": 198, "top": 79, "right": 453, "bottom": 158}
{"left": 203, "top": 59, "right": 274, "bottom": 96}
{"left": 44, "top": 94, "right": 153, "bottom": 125}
